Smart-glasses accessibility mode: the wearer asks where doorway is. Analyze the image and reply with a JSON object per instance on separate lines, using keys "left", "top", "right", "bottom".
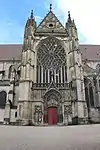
{"left": 48, "top": 107, "right": 58, "bottom": 125}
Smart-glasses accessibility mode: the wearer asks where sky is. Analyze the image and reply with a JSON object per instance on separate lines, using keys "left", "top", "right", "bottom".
{"left": 0, "top": 0, "right": 100, "bottom": 44}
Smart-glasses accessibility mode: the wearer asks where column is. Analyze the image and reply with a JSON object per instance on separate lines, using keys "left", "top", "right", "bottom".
{"left": 97, "top": 77, "right": 100, "bottom": 106}
{"left": 36, "top": 66, "right": 38, "bottom": 83}
{"left": 38, "top": 66, "right": 40, "bottom": 83}
{"left": 58, "top": 70, "right": 59, "bottom": 83}
{"left": 26, "top": 64, "right": 30, "bottom": 79}
{"left": 40, "top": 66, "right": 41, "bottom": 83}
{"left": 43, "top": 68, "right": 45, "bottom": 83}
{"left": 65, "top": 66, "right": 67, "bottom": 82}
{"left": 59, "top": 69, "right": 61, "bottom": 83}
{"left": 61, "top": 66, "right": 63, "bottom": 83}
{"left": 48, "top": 69, "right": 50, "bottom": 83}
{"left": 46, "top": 70, "right": 48, "bottom": 83}
{"left": 54, "top": 70, "right": 56, "bottom": 83}
{"left": 23, "top": 66, "right": 26, "bottom": 79}
{"left": 87, "top": 86, "right": 90, "bottom": 119}
{"left": 45, "top": 70, "right": 46, "bottom": 83}
{"left": 41, "top": 67, "right": 43, "bottom": 83}
{"left": 20, "top": 66, "right": 24, "bottom": 80}
{"left": 64, "top": 66, "right": 66, "bottom": 83}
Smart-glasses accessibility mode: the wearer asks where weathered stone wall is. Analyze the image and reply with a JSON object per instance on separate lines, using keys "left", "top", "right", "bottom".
{"left": 0, "top": 109, "right": 5, "bottom": 123}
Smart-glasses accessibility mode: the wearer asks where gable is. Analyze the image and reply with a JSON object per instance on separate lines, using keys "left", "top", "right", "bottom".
{"left": 36, "top": 11, "right": 67, "bottom": 34}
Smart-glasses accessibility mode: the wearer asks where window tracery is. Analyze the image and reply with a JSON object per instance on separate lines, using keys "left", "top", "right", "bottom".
{"left": 37, "top": 37, "right": 67, "bottom": 70}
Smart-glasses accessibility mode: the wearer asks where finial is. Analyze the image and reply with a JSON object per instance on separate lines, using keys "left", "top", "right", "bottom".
{"left": 31, "top": 10, "right": 33, "bottom": 19}
{"left": 68, "top": 11, "right": 71, "bottom": 19}
{"left": 50, "top": 4, "right": 52, "bottom": 11}
{"left": 68, "top": 11, "right": 72, "bottom": 23}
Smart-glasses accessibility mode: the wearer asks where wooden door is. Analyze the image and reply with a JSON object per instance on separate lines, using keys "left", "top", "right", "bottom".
{"left": 48, "top": 107, "right": 58, "bottom": 125}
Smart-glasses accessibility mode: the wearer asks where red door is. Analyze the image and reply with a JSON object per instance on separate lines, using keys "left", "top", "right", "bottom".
{"left": 48, "top": 107, "right": 58, "bottom": 125}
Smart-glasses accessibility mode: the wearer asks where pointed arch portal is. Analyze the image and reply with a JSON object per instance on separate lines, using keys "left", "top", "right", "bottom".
{"left": 43, "top": 88, "right": 63, "bottom": 125}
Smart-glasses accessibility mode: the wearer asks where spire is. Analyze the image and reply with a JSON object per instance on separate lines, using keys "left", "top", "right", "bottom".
{"left": 24, "top": 9, "right": 36, "bottom": 38}
{"left": 25, "top": 9, "right": 36, "bottom": 27}
{"left": 30, "top": 10, "right": 34, "bottom": 19}
{"left": 72, "top": 19, "right": 77, "bottom": 29}
{"left": 50, "top": 4, "right": 52, "bottom": 11}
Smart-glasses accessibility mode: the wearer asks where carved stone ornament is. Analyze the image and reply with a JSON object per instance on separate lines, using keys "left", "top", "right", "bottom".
{"left": 64, "top": 105, "right": 72, "bottom": 115}
{"left": 34, "top": 105, "right": 42, "bottom": 123}
{"left": 47, "top": 94, "right": 58, "bottom": 107}
{"left": 36, "top": 11, "right": 67, "bottom": 33}
{"left": 37, "top": 37, "right": 67, "bottom": 70}
{"left": 96, "top": 63, "right": 100, "bottom": 72}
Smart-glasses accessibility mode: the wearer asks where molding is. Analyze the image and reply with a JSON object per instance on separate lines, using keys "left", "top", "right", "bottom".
{"left": 68, "top": 49, "right": 79, "bottom": 54}
{"left": 19, "top": 79, "right": 33, "bottom": 84}
{"left": 21, "top": 63, "right": 34, "bottom": 68}
{"left": 18, "top": 100, "right": 44, "bottom": 103}
{"left": 0, "top": 59, "right": 21, "bottom": 62}
{"left": 19, "top": 80, "right": 33, "bottom": 83}
{"left": 35, "top": 32, "right": 68, "bottom": 37}
{"left": 72, "top": 78, "right": 84, "bottom": 81}
{"left": 82, "top": 59, "right": 100, "bottom": 62}
{"left": 69, "top": 64, "right": 82, "bottom": 69}
{"left": 22, "top": 49, "right": 35, "bottom": 53}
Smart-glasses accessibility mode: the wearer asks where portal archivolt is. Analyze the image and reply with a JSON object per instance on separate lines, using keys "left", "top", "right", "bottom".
{"left": 43, "top": 89, "right": 63, "bottom": 125}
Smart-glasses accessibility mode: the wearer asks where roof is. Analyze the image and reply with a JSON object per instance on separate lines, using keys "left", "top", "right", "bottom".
{"left": 80, "top": 45, "right": 100, "bottom": 61}
{"left": 0, "top": 44, "right": 22, "bottom": 60}
{"left": 0, "top": 44, "right": 100, "bottom": 61}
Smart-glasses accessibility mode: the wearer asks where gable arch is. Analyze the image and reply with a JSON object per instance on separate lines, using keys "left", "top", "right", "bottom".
{"left": 43, "top": 88, "right": 62, "bottom": 108}
{"left": 84, "top": 77, "right": 95, "bottom": 108}
{"left": 8, "top": 65, "right": 16, "bottom": 79}
{"left": 44, "top": 87, "right": 62, "bottom": 97}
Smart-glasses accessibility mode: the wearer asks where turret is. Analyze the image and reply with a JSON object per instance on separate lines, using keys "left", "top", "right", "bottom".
{"left": 18, "top": 10, "right": 37, "bottom": 125}
{"left": 66, "top": 11, "right": 88, "bottom": 124}
{"left": 66, "top": 11, "right": 78, "bottom": 39}
{"left": 21, "top": 10, "right": 36, "bottom": 81}
{"left": 24, "top": 10, "right": 36, "bottom": 38}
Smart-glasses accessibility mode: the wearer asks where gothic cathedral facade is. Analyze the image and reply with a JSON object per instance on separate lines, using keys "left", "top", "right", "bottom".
{"left": 17, "top": 9, "right": 88, "bottom": 126}
{"left": 1, "top": 7, "right": 100, "bottom": 126}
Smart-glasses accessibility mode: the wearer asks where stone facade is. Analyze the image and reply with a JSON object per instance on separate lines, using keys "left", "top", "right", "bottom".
{"left": 0, "top": 7, "right": 100, "bottom": 126}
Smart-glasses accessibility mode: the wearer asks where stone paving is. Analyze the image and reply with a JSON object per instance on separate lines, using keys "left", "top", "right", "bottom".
{"left": 0, "top": 124, "right": 100, "bottom": 150}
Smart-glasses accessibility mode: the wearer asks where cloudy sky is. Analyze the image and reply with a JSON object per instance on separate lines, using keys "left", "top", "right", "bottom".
{"left": 0, "top": 0, "right": 99, "bottom": 44}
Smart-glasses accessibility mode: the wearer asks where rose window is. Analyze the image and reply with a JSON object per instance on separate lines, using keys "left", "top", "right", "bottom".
{"left": 37, "top": 37, "right": 66, "bottom": 70}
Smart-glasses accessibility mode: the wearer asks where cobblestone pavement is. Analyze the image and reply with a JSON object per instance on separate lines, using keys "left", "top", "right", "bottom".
{"left": 0, "top": 124, "right": 100, "bottom": 150}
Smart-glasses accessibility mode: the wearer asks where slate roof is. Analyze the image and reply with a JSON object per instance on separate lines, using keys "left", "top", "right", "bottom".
{"left": 0, "top": 44, "right": 22, "bottom": 60}
{"left": 80, "top": 45, "right": 100, "bottom": 61}
{"left": 0, "top": 44, "right": 100, "bottom": 61}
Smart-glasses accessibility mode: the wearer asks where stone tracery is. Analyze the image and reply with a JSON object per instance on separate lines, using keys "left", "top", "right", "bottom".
{"left": 37, "top": 37, "right": 67, "bottom": 70}
{"left": 37, "top": 37, "right": 67, "bottom": 84}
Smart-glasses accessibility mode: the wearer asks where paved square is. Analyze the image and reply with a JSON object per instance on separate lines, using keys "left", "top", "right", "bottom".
{"left": 0, "top": 124, "right": 100, "bottom": 150}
